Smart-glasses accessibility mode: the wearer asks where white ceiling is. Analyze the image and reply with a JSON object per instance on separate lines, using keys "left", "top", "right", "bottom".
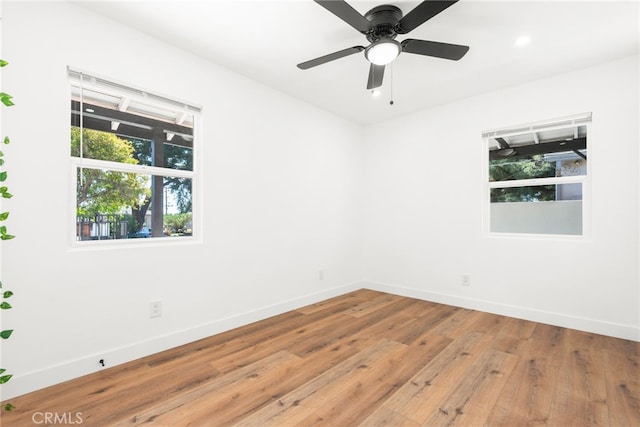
{"left": 77, "top": 0, "right": 639, "bottom": 125}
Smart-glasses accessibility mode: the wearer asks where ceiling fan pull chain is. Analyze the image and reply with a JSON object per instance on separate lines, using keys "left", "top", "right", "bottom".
{"left": 389, "top": 62, "right": 394, "bottom": 106}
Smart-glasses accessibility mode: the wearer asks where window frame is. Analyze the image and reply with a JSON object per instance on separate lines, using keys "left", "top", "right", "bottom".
{"left": 482, "top": 113, "right": 592, "bottom": 239}
{"left": 68, "top": 67, "right": 202, "bottom": 248}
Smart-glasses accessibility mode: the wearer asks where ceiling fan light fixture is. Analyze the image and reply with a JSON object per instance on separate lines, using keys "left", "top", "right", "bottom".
{"left": 365, "top": 39, "right": 401, "bottom": 65}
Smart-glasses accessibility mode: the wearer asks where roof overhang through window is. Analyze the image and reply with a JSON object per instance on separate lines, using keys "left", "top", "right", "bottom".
{"left": 68, "top": 66, "right": 199, "bottom": 147}
{"left": 485, "top": 113, "right": 590, "bottom": 161}
{"left": 70, "top": 100, "right": 193, "bottom": 148}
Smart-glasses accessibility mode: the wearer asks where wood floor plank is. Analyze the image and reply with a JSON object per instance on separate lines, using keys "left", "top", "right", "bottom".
{"left": 188, "top": 330, "right": 372, "bottom": 427}
{"left": 348, "top": 300, "right": 428, "bottom": 345}
{"left": 358, "top": 405, "right": 421, "bottom": 427}
{"left": 212, "top": 312, "right": 353, "bottom": 371}
{"left": 388, "top": 302, "right": 461, "bottom": 345}
{"left": 487, "top": 352, "right": 561, "bottom": 425}
{"left": 295, "top": 340, "right": 409, "bottom": 425}
{"left": 345, "top": 292, "right": 404, "bottom": 318}
{"left": 234, "top": 338, "right": 406, "bottom": 426}
{"left": 294, "top": 289, "right": 371, "bottom": 315}
{"left": 133, "top": 352, "right": 305, "bottom": 426}
{"left": 381, "top": 331, "right": 494, "bottom": 423}
{"left": 603, "top": 348, "right": 640, "bottom": 426}
{"left": 421, "top": 349, "right": 517, "bottom": 426}
{"left": 110, "top": 350, "right": 300, "bottom": 426}
{"left": 2, "top": 290, "right": 638, "bottom": 427}
{"left": 547, "top": 329, "right": 610, "bottom": 426}
{"left": 429, "top": 307, "right": 475, "bottom": 337}
{"left": 489, "top": 315, "right": 537, "bottom": 354}
{"left": 436, "top": 309, "right": 493, "bottom": 339}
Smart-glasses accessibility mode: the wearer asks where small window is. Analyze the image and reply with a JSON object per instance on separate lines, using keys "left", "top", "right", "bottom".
{"left": 69, "top": 68, "right": 200, "bottom": 243}
{"left": 483, "top": 113, "right": 591, "bottom": 236}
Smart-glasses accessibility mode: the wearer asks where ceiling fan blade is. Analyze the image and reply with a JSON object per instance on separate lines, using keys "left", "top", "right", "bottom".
{"left": 297, "top": 46, "right": 365, "bottom": 70}
{"left": 401, "top": 39, "right": 469, "bottom": 60}
{"left": 396, "top": 0, "right": 458, "bottom": 34}
{"left": 366, "top": 64, "right": 385, "bottom": 90}
{"left": 314, "top": 0, "right": 372, "bottom": 33}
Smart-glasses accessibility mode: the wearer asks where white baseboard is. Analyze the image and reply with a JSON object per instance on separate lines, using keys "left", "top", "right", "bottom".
{"left": 1, "top": 281, "right": 363, "bottom": 401}
{"left": 363, "top": 280, "right": 640, "bottom": 342}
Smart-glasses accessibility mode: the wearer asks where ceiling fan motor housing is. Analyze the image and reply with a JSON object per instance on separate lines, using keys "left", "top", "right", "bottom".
{"left": 364, "top": 5, "right": 403, "bottom": 42}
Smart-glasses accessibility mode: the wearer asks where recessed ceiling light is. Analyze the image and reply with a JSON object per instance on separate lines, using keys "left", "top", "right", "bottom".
{"left": 515, "top": 35, "right": 531, "bottom": 47}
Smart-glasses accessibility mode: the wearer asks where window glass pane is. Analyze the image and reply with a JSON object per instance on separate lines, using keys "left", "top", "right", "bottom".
{"left": 71, "top": 127, "right": 141, "bottom": 166}
{"left": 70, "top": 86, "right": 194, "bottom": 172}
{"left": 490, "top": 156, "right": 556, "bottom": 182}
{"left": 76, "top": 167, "right": 192, "bottom": 240}
{"left": 489, "top": 122, "right": 587, "bottom": 183}
{"left": 490, "top": 185, "right": 557, "bottom": 203}
{"left": 490, "top": 150, "right": 586, "bottom": 182}
{"left": 490, "top": 184, "right": 582, "bottom": 235}
{"left": 164, "top": 142, "right": 193, "bottom": 172}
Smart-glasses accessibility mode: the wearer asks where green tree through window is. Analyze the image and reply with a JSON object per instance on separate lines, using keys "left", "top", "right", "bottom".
{"left": 489, "top": 155, "right": 556, "bottom": 202}
{"left": 71, "top": 127, "right": 150, "bottom": 216}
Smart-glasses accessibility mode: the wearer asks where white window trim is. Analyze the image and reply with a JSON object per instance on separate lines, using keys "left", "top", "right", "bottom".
{"left": 68, "top": 66, "right": 201, "bottom": 116}
{"left": 68, "top": 68, "right": 203, "bottom": 249}
{"left": 71, "top": 157, "right": 196, "bottom": 179}
{"left": 482, "top": 114, "right": 592, "bottom": 240}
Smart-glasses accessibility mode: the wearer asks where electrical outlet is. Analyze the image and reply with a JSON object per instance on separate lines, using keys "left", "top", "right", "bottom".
{"left": 462, "top": 275, "right": 471, "bottom": 286}
{"left": 150, "top": 300, "right": 162, "bottom": 318}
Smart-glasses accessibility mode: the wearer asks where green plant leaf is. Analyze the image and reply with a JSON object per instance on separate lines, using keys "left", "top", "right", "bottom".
{"left": 0, "top": 374, "right": 13, "bottom": 384}
{"left": 0, "top": 188, "right": 12, "bottom": 198}
{"left": 0, "top": 59, "right": 8, "bottom": 67}
{"left": 3, "top": 291, "right": 13, "bottom": 298}
{"left": 0, "top": 302, "right": 12, "bottom": 309}
{"left": 0, "top": 330, "right": 13, "bottom": 339}
{"left": 0, "top": 93, "right": 14, "bottom": 107}
{"left": 0, "top": 369, "right": 4, "bottom": 375}
{"left": 0, "top": 212, "right": 8, "bottom": 221}
{"left": 4, "top": 403, "right": 15, "bottom": 411}
{"left": 0, "top": 171, "right": 7, "bottom": 181}
{"left": 2, "top": 136, "right": 8, "bottom": 145}
{"left": 0, "top": 224, "right": 15, "bottom": 239}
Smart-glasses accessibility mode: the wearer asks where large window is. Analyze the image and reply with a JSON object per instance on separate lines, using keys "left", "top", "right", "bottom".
{"left": 483, "top": 113, "right": 591, "bottom": 236}
{"left": 69, "top": 68, "right": 200, "bottom": 243}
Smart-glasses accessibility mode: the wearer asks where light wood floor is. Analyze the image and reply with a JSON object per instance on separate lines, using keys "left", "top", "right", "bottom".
{"left": 2, "top": 289, "right": 639, "bottom": 426}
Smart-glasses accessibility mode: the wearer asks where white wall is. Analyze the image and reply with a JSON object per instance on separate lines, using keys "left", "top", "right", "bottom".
{"left": 362, "top": 55, "right": 640, "bottom": 342}
{"left": 0, "top": 2, "right": 364, "bottom": 399}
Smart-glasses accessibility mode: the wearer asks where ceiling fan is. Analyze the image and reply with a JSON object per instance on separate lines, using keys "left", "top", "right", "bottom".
{"left": 297, "top": 0, "right": 470, "bottom": 90}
